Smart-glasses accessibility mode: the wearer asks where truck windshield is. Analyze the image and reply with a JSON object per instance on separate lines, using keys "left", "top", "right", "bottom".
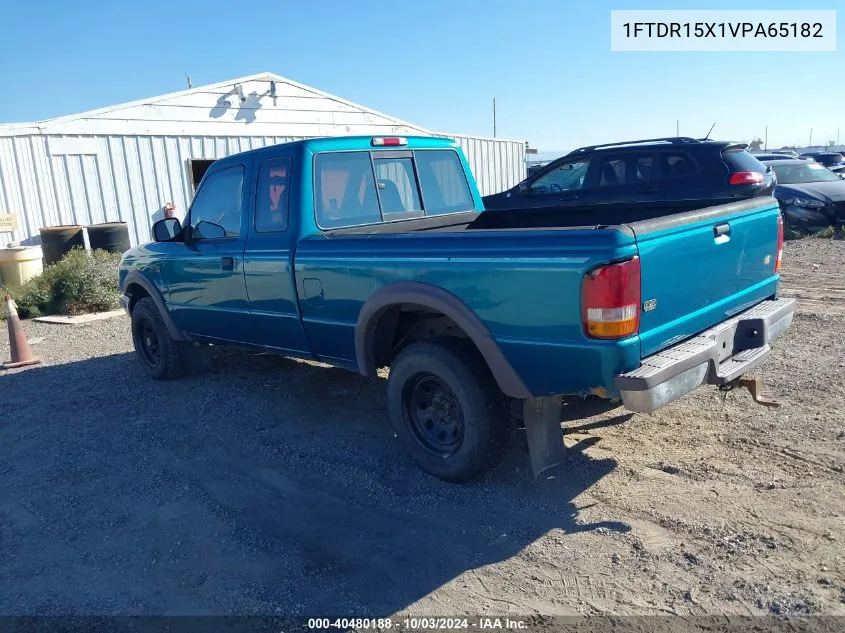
{"left": 315, "top": 149, "right": 473, "bottom": 229}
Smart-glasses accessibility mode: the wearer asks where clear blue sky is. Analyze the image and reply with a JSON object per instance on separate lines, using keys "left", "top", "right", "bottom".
{"left": 1, "top": 0, "right": 841, "bottom": 152}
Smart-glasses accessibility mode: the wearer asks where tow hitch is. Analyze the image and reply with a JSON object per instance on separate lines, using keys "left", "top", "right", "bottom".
{"left": 719, "top": 375, "right": 780, "bottom": 408}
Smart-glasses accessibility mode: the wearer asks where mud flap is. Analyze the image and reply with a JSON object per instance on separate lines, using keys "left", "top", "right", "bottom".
{"left": 523, "top": 396, "right": 566, "bottom": 477}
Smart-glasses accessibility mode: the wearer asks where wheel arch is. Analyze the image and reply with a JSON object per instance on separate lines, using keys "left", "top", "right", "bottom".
{"left": 354, "top": 281, "right": 530, "bottom": 398}
{"left": 123, "top": 271, "right": 187, "bottom": 342}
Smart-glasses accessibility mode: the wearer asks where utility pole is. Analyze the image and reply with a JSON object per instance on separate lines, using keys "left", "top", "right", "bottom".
{"left": 809, "top": 128, "right": 813, "bottom": 147}
{"left": 676, "top": 120, "right": 679, "bottom": 136}
{"left": 492, "top": 98, "right": 497, "bottom": 138}
{"left": 764, "top": 126, "right": 768, "bottom": 151}
{"left": 185, "top": 73, "right": 192, "bottom": 89}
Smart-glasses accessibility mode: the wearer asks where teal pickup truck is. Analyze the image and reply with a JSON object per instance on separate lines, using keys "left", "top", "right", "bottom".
{"left": 119, "top": 136, "right": 794, "bottom": 482}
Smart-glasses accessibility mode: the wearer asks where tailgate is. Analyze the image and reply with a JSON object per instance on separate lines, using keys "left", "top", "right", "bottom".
{"left": 630, "top": 198, "right": 782, "bottom": 358}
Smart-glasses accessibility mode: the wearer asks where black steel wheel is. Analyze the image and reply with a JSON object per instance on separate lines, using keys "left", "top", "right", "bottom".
{"left": 387, "top": 340, "right": 509, "bottom": 482}
{"left": 403, "top": 373, "right": 465, "bottom": 457}
{"left": 137, "top": 317, "right": 161, "bottom": 368}
{"left": 130, "top": 297, "right": 185, "bottom": 380}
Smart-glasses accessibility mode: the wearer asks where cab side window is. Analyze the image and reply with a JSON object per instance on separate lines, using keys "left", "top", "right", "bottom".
{"left": 189, "top": 166, "right": 244, "bottom": 239}
{"left": 255, "top": 157, "right": 291, "bottom": 232}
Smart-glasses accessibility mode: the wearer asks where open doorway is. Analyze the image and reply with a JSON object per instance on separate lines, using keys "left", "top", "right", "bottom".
{"left": 188, "top": 159, "right": 215, "bottom": 192}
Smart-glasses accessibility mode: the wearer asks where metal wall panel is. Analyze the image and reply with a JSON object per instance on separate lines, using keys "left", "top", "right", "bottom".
{"left": 441, "top": 134, "right": 525, "bottom": 197}
{"left": 0, "top": 132, "right": 525, "bottom": 247}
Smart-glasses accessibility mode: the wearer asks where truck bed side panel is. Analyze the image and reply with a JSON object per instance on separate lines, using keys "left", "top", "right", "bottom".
{"left": 295, "top": 228, "right": 640, "bottom": 396}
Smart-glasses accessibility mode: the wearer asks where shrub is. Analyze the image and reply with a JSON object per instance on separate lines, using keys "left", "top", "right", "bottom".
{"left": 1, "top": 248, "right": 121, "bottom": 319}
{"left": 784, "top": 228, "right": 804, "bottom": 241}
{"left": 815, "top": 226, "right": 836, "bottom": 239}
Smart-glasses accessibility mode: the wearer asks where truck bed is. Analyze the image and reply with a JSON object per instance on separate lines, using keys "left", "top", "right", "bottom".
{"left": 301, "top": 197, "right": 782, "bottom": 396}
{"left": 321, "top": 198, "right": 758, "bottom": 235}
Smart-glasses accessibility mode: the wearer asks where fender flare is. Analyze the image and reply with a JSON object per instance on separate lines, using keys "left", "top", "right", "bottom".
{"left": 123, "top": 271, "right": 188, "bottom": 342}
{"left": 355, "top": 281, "right": 530, "bottom": 398}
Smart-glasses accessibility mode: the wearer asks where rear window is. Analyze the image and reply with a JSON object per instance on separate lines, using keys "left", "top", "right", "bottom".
{"left": 722, "top": 149, "right": 766, "bottom": 172}
{"left": 373, "top": 156, "right": 423, "bottom": 219}
{"left": 414, "top": 150, "right": 474, "bottom": 215}
{"left": 314, "top": 152, "right": 381, "bottom": 229}
{"left": 314, "top": 149, "right": 473, "bottom": 228}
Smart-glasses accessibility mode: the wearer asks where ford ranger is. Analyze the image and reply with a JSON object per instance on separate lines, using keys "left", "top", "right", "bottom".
{"left": 118, "top": 136, "right": 795, "bottom": 482}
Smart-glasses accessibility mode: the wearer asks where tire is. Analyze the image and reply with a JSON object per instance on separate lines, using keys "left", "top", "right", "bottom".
{"left": 387, "top": 340, "right": 509, "bottom": 482}
{"left": 130, "top": 297, "right": 187, "bottom": 380}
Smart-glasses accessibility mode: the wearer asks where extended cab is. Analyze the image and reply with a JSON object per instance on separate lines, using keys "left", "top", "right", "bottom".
{"left": 119, "top": 136, "right": 794, "bottom": 482}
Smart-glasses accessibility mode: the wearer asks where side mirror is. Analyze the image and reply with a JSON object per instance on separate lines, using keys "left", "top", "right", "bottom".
{"left": 518, "top": 180, "right": 530, "bottom": 193}
{"left": 193, "top": 220, "right": 226, "bottom": 240}
{"left": 152, "top": 217, "right": 182, "bottom": 242}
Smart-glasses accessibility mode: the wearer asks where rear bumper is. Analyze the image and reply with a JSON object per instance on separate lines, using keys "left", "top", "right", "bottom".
{"left": 615, "top": 297, "right": 795, "bottom": 413}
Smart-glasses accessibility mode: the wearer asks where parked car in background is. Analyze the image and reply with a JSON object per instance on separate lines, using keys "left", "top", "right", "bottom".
{"left": 117, "top": 135, "right": 794, "bottom": 482}
{"left": 751, "top": 153, "right": 799, "bottom": 161}
{"left": 762, "top": 159, "right": 845, "bottom": 231}
{"left": 526, "top": 161, "right": 549, "bottom": 177}
{"left": 799, "top": 152, "right": 845, "bottom": 173}
{"left": 770, "top": 150, "right": 799, "bottom": 158}
{"left": 483, "top": 137, "right": 775, "bottom": 216}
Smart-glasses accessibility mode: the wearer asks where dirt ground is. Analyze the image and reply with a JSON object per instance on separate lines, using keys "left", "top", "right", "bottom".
{"left": 0, "top": 238, "right": 843, "bottom": 617}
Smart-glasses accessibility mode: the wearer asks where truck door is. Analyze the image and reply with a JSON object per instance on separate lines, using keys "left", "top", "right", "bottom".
{"left": 166, "top": 163, "right": 254, "bottom": 342}
{"left": 243, "top": 155, "right": 312, "bottom": 354}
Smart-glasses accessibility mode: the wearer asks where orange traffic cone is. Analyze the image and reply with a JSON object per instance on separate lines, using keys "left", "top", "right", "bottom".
{"left": 3, "top": 294, "right": 41, "bottom": 369}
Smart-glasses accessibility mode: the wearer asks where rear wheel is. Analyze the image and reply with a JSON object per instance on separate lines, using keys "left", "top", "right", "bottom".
{"left": 387, "top": 340, "right": 509, "bottom": 482}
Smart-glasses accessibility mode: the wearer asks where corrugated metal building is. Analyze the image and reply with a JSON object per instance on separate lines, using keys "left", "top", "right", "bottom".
{"left": 0, "top": 72, "right": 525, "bottom": 246}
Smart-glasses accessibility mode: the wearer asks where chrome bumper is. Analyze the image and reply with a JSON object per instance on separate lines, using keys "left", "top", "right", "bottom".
{"left": 615, "top": 297, "right": 796, "bottom": 413}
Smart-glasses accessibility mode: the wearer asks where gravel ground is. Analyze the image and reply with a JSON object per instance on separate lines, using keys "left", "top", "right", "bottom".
{"left": 0, "top": 238, "right": 843, "bottom": 617}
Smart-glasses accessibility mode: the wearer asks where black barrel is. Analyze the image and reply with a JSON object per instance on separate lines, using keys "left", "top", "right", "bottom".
{"left": 86, "top": 222, "right": 131, "bottom": 254}
{"left": 40, "top": 225, "right": 85, "bottom": 266}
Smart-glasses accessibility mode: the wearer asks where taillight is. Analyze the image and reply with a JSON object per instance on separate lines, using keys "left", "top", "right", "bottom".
{"left": 371, "top": 137, "right": 407, "bottom": 146}
{"left": 775, "top": 214, "right": 784, "bottom": 273}
{"left": 729, "top": 171, "right": 765, "bottom": 185}
{"left": 581, "top": 257, "right": 641, "bottom": 339}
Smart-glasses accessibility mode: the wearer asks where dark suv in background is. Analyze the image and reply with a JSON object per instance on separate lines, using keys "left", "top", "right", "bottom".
{"left": 483, "top": 137, "right": 775, "bottom": 214}
{"left": 798, "top": 152, "right": 845, "bottom": 174}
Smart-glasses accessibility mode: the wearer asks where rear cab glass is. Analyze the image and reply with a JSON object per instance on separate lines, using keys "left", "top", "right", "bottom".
{"left": 314, "top": 149, "right": 473, "bottom": 229}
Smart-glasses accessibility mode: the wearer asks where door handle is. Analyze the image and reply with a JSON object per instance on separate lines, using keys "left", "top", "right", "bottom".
{"left": 714, "top": 223, "right": 731, "bottom": 237}
{"left": 221, "top": 256, "right": 235, "bottom": 271}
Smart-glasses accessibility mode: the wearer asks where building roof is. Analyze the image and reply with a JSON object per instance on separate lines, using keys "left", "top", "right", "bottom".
{"left": 0, "top": 71, "right": 434, "bottom": 137}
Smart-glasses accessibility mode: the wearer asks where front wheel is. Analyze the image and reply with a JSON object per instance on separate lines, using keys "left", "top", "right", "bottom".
{"left": 387, "top": 341, "right": 509, "bottom": 482}
{"left": 131, "top": 297, "right": 208, "bottom": 380}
